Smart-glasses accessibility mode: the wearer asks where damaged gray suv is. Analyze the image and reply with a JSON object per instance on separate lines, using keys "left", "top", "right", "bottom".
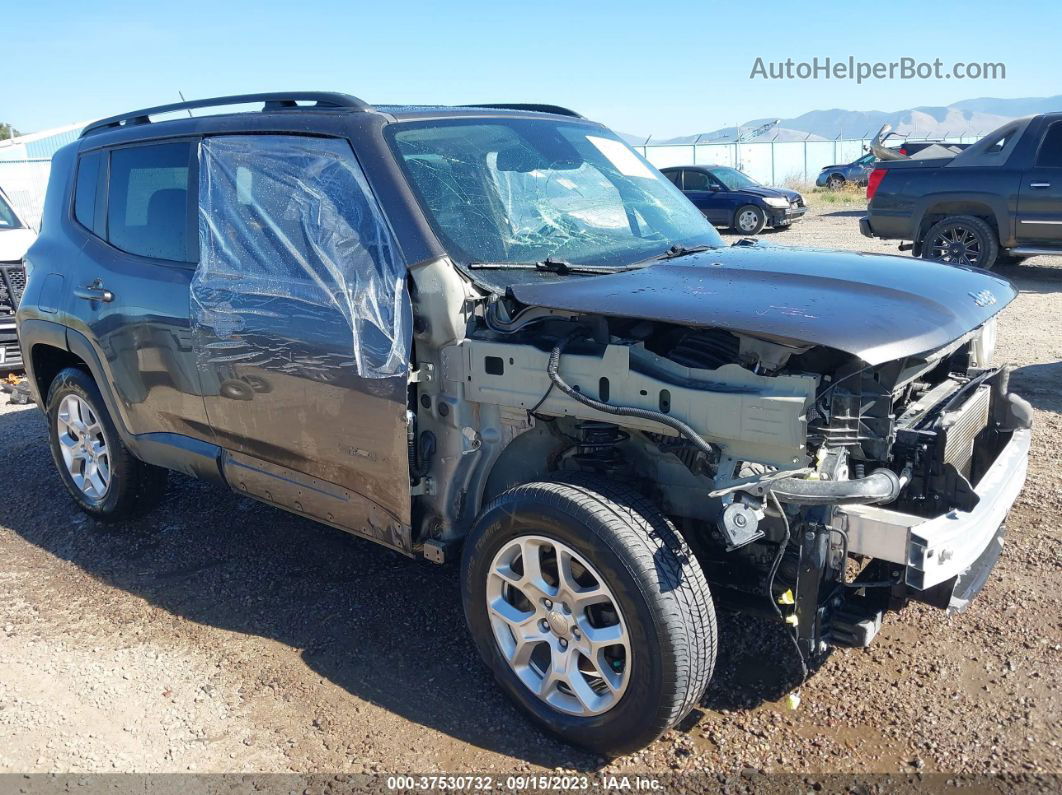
{"left": 17, "top": 92, "right": 1032, "bottom": 755}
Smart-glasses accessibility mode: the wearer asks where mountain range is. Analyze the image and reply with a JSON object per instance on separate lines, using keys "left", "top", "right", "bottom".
{"left": 640, "top": 95, "right": 1062, "bottom": 144}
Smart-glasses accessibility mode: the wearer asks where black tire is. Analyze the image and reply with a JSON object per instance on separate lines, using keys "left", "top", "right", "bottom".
{"left": 921, "top": 215, "right": 999, "bottom": 269}
{"left": 461, "top": 474, "right": 716, "bottom": 756}
{"left": 826, "top": 174, "right": 845, "bottom": 190}
{"left": 46, "top": 367, "right": 168, "bottom": 521}
{"left": 731, "top": 204, "right": 767, "bottom": 235}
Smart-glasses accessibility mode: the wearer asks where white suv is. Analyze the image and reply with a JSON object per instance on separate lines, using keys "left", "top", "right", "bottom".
{"left": 0, "top": 186, "right": 33, "bottom": 371}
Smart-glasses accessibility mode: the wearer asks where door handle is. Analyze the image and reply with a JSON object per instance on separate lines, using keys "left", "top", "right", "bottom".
{"left": 74, "top": 280, "right": 114, "bottom": 303}
{"left": 1030, "top": 182, "right": 1051, "bottom": 188}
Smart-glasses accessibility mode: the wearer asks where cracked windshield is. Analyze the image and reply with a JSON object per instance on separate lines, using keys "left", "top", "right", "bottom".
{"left": 390, "top": 119, "right": 722, "bottom": 279}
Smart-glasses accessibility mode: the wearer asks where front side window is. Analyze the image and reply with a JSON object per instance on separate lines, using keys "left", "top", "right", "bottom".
{"left": 107, "top": 142, "right": 193, "bottom": 262}
{"left": 0, "top": 192, "right": 21, "bottom": 229}
{"left": 709, "top": 167, "right": 760, "bottom": 191}
{"left": 390, "top": 119, "right": 721, "bottom": 274}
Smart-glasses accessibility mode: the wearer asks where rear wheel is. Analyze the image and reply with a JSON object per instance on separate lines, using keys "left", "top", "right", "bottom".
{"left": 461, "top": 475, "right": 716, "bottom": 756}
{"left": 921, "top": 215, "right": 999, "bottom": 269}
{"left": 731, "top": 204, "right": 767, "bottom": 235}
{"left": 46, "top": 367, "right": 168, "bottom": 520}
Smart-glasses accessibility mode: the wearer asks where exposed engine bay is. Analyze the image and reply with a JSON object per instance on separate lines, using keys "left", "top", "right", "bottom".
{"left": 408, "top": 260, "right": 1031, "bottom": 663}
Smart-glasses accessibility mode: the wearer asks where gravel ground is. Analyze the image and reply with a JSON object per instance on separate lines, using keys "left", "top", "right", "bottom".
{"left": 1, "top": 203, "right": 1060, "bottom": 777}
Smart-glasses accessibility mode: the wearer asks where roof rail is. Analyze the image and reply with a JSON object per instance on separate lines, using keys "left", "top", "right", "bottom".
{"left": 459, "top": 103, "right": 584, "bottom": 119}
{"left": 81, "top": 92, "right": 373, "bottom": 137}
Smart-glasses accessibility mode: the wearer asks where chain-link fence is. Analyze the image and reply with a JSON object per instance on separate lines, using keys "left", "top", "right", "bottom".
{"left": 0, "top": 131, "right": 991, "bottom": 232}
{"left": 634, "top": 133, "right": 986, "bottom": 187}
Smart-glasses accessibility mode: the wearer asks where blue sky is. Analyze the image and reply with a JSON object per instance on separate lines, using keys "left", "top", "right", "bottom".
{"left": 2, "top": 0, "right": 1056, "bottom": 138}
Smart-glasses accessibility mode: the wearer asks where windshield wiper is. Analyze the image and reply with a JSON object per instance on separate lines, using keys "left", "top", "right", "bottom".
{"left": 469, "top": 257, "right": 631, "bottom": 275}
{"left": 657, "top": 244, "right": 713, "bottom": 260}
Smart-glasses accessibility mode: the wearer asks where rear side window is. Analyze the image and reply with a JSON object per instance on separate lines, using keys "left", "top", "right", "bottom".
{"left": 1036, "top": 122, "right": 1062, "bottom": 168}
{"left": 107, "top": 142, "right": 194, "bottom": 262}
{"left": 74, "top": 151, "right": 106, "bottom": 234}
{"left": 662, "top": 170, "right": 681, "bottom": 187}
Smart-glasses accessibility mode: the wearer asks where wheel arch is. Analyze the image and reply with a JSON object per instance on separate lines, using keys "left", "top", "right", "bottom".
{"left": 32, "top": 324, "right": 225, "bottom": 486}
{"left": 912, "top": 194, "right": 1010, "bottom": 254}
{"left": 29, "top": 324, "right": 140, "bottom": 455}
{"left": 31, "top": 343, "right": 88, "bottom": 404}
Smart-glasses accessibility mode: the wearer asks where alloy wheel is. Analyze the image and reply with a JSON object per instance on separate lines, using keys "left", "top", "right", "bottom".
{"left": 56, "top": 394, "right": 111, "bottom": 499}
{"left": 486, "top": 535, "right": 631, "bottom": 716}
{"left": 929, "top": 224, "right": 983, "bottom": 266}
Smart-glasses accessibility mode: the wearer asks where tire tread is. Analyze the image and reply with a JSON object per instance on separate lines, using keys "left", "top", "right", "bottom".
{"left": 476, "top": 474, "right": 716, "bottom": 748}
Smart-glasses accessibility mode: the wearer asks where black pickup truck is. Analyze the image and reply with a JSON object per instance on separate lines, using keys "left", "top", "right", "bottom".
{"left": 861, "top": 113, "right": 1062, "bottom": 269}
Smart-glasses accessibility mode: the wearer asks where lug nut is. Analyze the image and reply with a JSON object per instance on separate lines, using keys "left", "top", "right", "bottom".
{"left": 543, "top": 599, "right": 553, "bottom": 609}
{"left": 559, "top": 638, "right": 568, "bottom": 649}
{"left": 572, "top": 629, "right": 581, "bottom": 639}
{"left": 539, "top": 619, "right": 549, "bottom": 633}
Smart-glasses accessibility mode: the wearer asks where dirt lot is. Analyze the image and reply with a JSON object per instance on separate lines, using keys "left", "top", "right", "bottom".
{"left": 1, "top": 203, "right": 1060, "bottom": 777}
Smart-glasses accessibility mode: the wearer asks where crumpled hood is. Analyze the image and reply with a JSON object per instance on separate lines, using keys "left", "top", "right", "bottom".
{"left": 0, "top": 229, "right": 35, "bottom": 263}
{"left": 510, "top": 245, "right": 1015, "bottom": 365}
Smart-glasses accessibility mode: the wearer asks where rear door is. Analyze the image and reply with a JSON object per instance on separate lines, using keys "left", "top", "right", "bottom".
{"left": 1016, "top": 119, "right": 1062, "bottom": 244}
{"left": 63, "top": 140, "right": 210, "bottom": 440}
{"left": 191, "top": 134, "right": 413, "bottom": 545}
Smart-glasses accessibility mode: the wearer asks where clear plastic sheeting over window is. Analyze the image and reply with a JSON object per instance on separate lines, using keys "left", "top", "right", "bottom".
{"left": 192, "top": 135, "right": 410, "bottom": 379}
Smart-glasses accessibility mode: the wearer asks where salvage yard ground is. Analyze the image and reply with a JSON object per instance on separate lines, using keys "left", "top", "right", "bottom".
{"left": 0, "top": 204, "right": 1060, "bottom": 776}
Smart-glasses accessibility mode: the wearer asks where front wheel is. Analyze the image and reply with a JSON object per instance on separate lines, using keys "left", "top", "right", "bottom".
{"left": 921, "top": 215, "right": 999, "bottom": 269}
{"left": 826, "top": 174, "right": 845, "bottom": 190}
{"left": 731, "top": 204, "right": 767, "bottom": 235}
{"left": 461, "top": 475, "right": 716, "bottom": 756}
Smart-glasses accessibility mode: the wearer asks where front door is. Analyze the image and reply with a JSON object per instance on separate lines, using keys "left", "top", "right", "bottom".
{"left": 1016, "top": 119, "right": 1062, "bottom": 245}
{"left": 191, "top": 134, "right": 413, "bottom": 546}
